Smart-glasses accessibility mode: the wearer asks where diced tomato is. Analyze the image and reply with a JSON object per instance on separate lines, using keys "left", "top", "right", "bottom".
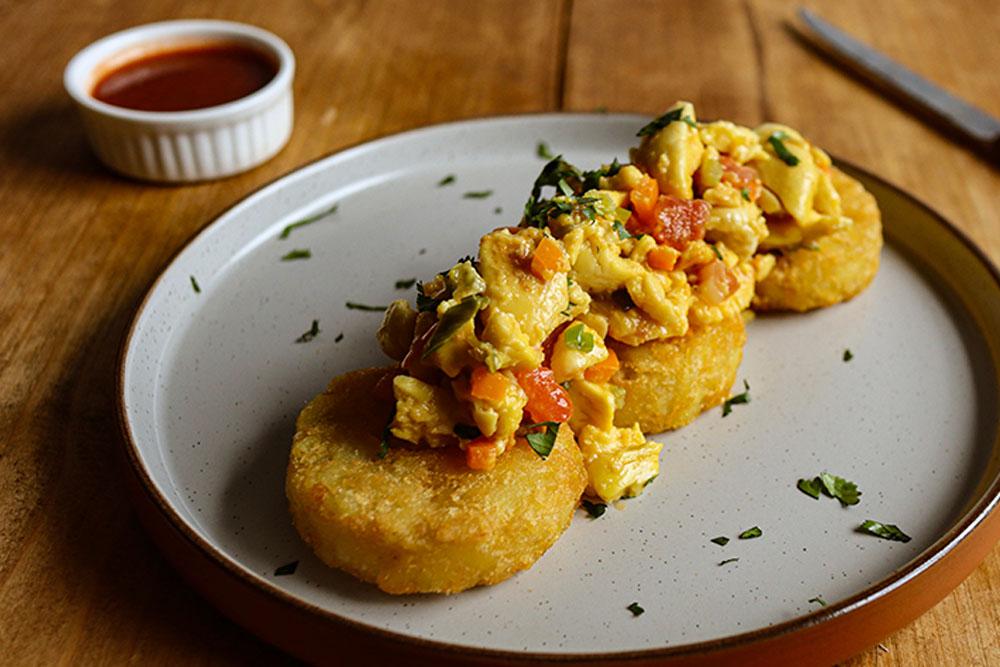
{"left": 514, "top": 366, "right": 573, "bottom": 423}
{"left": 470, "top": 366, "right": 509, "bottom": 403}
{"left": 635, "top": 196, "right": 709, "bottom": 250}
{"left": 697, "top": 259, "right": 739, "bottom": 305}
{"left": 465, "top": 437, "right": 499, "bottom": 471}
{"left": 646, "top": 245, "right": 678, "bottom": 271}
{"left": 720, "top": 156, "right": 762, "bottom": 202}
{"left": 584, "top": 348, "right": 620, "bottom": 383}
{"left": 530, "top": 236, "right": 568, "bottom": 281}
{"left": 628, "top": 175, "right": 659, "bottom": 224}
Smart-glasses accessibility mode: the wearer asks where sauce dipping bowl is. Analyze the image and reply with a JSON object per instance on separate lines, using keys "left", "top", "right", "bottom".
{"left": 64, "top": 20, "right": 295, "bottom": 183}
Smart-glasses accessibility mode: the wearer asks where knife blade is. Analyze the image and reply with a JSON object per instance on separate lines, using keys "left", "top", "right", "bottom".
{"left": 797, "top": 8, "right": 1000, "bottom": 163}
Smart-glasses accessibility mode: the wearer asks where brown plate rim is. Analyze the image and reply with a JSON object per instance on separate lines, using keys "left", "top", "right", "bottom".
{"left": 115, "top": 112, "right": 1000, "bottom": 663}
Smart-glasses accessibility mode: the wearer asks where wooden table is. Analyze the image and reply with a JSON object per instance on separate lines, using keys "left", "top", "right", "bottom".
{"left": 2, "top": 1, "right": 998, "bottom": 664}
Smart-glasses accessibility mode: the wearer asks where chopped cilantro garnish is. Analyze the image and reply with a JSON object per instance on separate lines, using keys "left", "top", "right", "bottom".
{"left": 463, "top": 190, "right": 493, "bottom": 199}
{"left": 279, "top": 203, "right": 338, "bottom": 239}
{"left": 808, "top": 596, "right": 827, "bottom": 606}
{"left": 295, "top": 319, "right": 320, "bottom": 343}
{"left": 189, "top": 275, "right": 201, "bottom": 293}
{"left": 858, "top": 520, "right": 911, "bottom": 542}
{"left": 564, "top": 323, "right": 595, "bottom": 352}
{"left": 378, "top": 406, "right": 395, "bottom": 459}
{"left": 525, "top": 421, "right": 560, "bottom": 459}
{"left": 581, "top": 499, "right": 607, "bottom": 519}
{"left": 281, "top": 248, "right": 311, "bottom": 261}
{"left": 718, "top": 557, "right": 740, "bottom": 566}
{"left": 395, "top": 278, "right": 417, "bottom": 290}
{"left": 274, "top": 561, "right": 298, "bottom": 576}
{"left": 797, "top": 477, "right": 823, "bottom": 499}
{"left": 581, "top": 158, "right": 622, "bottom": 191}
{"left": 437, "top": 174, "right": 456, "bottom": 187}
{"left": 768, "top": 132, "right": 800, "bottom": 166}
{"left": 612, "top": 220, "right": 633, "bottom": 240}
{"left": 345, "top": 301, "right": 387, "bottom": 311}
{"left": 682, "top": 115, "right": 697, "bottom": 129}
{"left": 494, "top": 206, "right": 503, "bottom": 214}
{"left": 637, "top": 107, "right": 688, "bottom": 137}
{"left": 843, "top": 349, "right": 854, "bottom": 362}
{"left": 819, "top": 472, "right": 861, "bottom": 506}
{"left": 334, "top": 332, "right": 344, "bottom": 343}
{"left": 537, "top": 141, "right": 555, "bottom": 160}
{"left": 454, "top": 423, "right": 481, "bottom": 440}
{"left": 721, "top": 380, "right": 750, "bottom": 417}
{"left": 710, "top": 244, "right": 723, "bottom": 260}
{"left": 557, "top": 177, "right": 574, "bottom": 197}
{"left": 710, "top": 536, "right": 730, "bottom": 546}
{"left": 422, "top": 294, "right": 487, "bottom": 358}
{"left": 738, "top": 526, "right": 762, "bottom": 540}
{"left": 741, "top": 187, "right": 751, "bottom": 201}
{"left": 626, "top": 602, "right": 645, "bottom": 616}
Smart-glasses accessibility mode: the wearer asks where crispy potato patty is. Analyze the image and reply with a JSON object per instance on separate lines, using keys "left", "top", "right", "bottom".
{"left": 753, "top": 167, "right": 882, "bottom": 312}
{"left": 611, "top": 315, "right": 746, "bottom": 434}
{"left": 286, "top": 368, "right": 587, "bottom": 594}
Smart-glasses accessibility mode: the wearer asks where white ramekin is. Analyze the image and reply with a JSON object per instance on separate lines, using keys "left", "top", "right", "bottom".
{"left": 64, "top": 20, "right": 295, "bottom": 183}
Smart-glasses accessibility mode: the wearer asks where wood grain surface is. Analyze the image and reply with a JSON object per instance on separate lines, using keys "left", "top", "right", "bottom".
{"left": 0, "top": 0, "right": 997, "bottom": 665}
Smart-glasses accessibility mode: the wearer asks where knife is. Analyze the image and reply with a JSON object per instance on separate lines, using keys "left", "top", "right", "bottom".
{"left": 796, "top": 8, "right": 1000, "bottom": 164}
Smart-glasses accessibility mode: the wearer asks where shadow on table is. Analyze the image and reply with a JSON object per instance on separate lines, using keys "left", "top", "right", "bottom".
{"left": 0, "top": 99, "right": 109, "bottom": 179}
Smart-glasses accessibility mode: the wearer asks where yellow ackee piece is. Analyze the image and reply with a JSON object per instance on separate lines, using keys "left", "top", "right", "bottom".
{"left": 391, "top": 375, "right": 466, "bottom": 447}
{"left": 577, "top": 424, "right": 662, "bottom": 502}
{"left": 566, "top": 380, "right": 616, "bottom": 433}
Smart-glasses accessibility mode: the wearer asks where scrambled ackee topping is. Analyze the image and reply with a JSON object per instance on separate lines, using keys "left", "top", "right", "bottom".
{"left": 376, "top": 101, "right": 850, "bottom": 503}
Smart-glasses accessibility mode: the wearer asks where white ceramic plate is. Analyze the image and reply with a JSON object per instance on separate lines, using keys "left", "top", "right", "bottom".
{"left": 119, "top": 115, "right": 1000, "bottom": 664}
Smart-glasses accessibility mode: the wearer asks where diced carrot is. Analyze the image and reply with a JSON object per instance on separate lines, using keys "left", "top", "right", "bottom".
{"left": 584, "top": 348, "right": 620, "bottom": 383}
{"left": 530, "top": 236, "right": 568, "bottom": 281}
{"left": 697, "top": 259, "right": 737, "bottom": 305}
{"left": 470, "top": 366, "right": 509, "bottom": 403}
{"left": 466, "top": 438, "right": 498, "bottom": 471}
{"left": 514, "top": 366, "right": 573, "bottom": 423}
{"left": 647, "top": 245, "right": 678, "bottom": 271}
{"left": 629, "top": 175, "right": 659, "bottom": 223}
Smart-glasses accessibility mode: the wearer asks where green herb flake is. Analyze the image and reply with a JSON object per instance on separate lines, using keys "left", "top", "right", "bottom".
{"left": 797, "top": 477, "right": 823, "bottom": 500}
{"left": 738, "top": 526, "right": 762, "bottom": 540}
{"left": 454, "top": 423, "right": 481, "bottom": 440}
{"left": 581, "top": 499, "right": 607, "bottom": 519}
{"left": 741, "top": 187, "right": 751, "bottom": 201}
{"left": 808, "top": 596, "right": 827, "bottom": 607}
{"left": 612, "top": 220, "right": 633, "bottom": 240}
{"left": 437, "top": 174, "right": 456, "bottom": 187}
{"left": 564, "top": 323, "right": 595, "bottom": 353}
{"left": 557, "top": 177, "right": 574, "bottom": 197}
{"left": 721, "top": 380, "right": 750, "bottom": 417}
{"left": 537, "top": 141, "right": 555, "bottom": 160}
{"left": 843, "top": 349, "right": 854, "bottom": 362}
{"left": 345, "top": 301, "right": 388, "bottom": 312}
{"left": 858, "top": 520, "right": 911, "bottom": 543}
{"left": 637, "top": 107, "right": 687, "bottom": 137}
{"left": 422, "top": 294, "right": 487, "bottom": 358}
{"left": 682, "top": 115, "right": 697, "bottom": 129}
{"left": 395, "top": 278, "right": 417, "bottom": 290}
{"left": 494, "top": 206, "right": 503, "bottom": 215}
{"left": 295, "top": 319, "right": 320, "bottom": 343}
{"left": 626, "top": 602, "right": 645, "bottom": 617}
{"left": 718, "top": 557, "right": 740, "bottom": 566}
{"left": 710, "top": 244, "right": 723, "bottom": 260}
{"left": 525, "top": 421, "right": 560, "bottom": 459}
{"left": 281, "top": 248, "right": 312, "bottom": 261}
{"left": 819, "top": 472, "right": 861, "bottom": 506}
{"left": 274, "top": 561, "right": 299, "bottom": 576}
{"left": 334, "top": 332, "right": 344, "bottom": 343}
{"left": 768, "top": 132, "right": 801, "bottom": 166}
{"left": 279, "top": 203, "right": 338, "bottom": 239}
{"left": 189, "top": 275, "right": 201, "bottom": 293}
{"left": 463, "top": 190, "right": 493, "bottom": 199}
{"left": 710, "top": 536, "right": 730, "bottom": 546}
{"left": 378, "top": 406, "right": 396, "bottom": 460}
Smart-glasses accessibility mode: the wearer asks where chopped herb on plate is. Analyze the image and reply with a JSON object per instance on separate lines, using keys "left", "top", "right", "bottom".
{"left": 710, "top": 536, "right": 730, "bottom": 546}
{"left": 537, "top": 141, "right": 555, "bottom": 160}
{"left": 494, "top": 206, "right": 503, "bottom": 215}
{"left": 295, "top": 319, "right": 320, "bottom": 343}
{"left": 189, "top": 275, "right": 201, "bottom": 293}
{"left": 768, "top": 131, "right": 800, "bottom": 166}
{"left": 581, "top": 499, "right": 607, "bottom": 519}
{"left": 858, "top": 520, "right": 911, "bottom": 542}
{"left": 437, "top": 174, "right": 456, "bottom": 187}
{"left": 279, "top": 203, "right": 338, "bottom": 239}
{"left": 334, "top": 332, "right": 344, "bottom": 343}
{"left": 797, "top": 477, "right": 823, "bottom": 499}
{"left": 626, "top": 602, "right": 644, "bottom": 616}
{"left": 524, "top": 421, "right": 560, "bottom": 459}
{"left": 345, "top": 301, "right": 388, "bottom": 312}
{"left": 808, "top": 596, "right": 827, "bottom": 606}
{"left": 718, "top": 557, "right": 740, "bottom": 566}
{"left": 819, "top": 472, "right": 861, "bottom": 506}
{"left": 274, "top": 561, "right": 299, "bottom": 576}
{"left": 281, "top": 248, "right": 312, "bottom": 261}
{"left": 738, "top": 526, "right": 762, "bottom": 540}
{"left": 395, "top": 277, "right": 417, "bottom": 290}
{"left": 722, "top": 380, "right": 750, "bottom": 417}
{"left": 463, "top": 190, "right": 493, "bottom": 199}
{"left": 564, "top": 323, "right": 595, "bottom": 353}
{"left": 843, "top": 349, "right": 854, "bottom": 362}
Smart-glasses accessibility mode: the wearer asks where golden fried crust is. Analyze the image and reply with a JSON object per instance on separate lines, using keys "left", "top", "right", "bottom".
{"left": 753, "top": 167, "right": 883, "bottom": 312}
{"left": 610, "top": 315, "right": 746, "bottom": 434}
{"left": 286, "top": 368, "right": 587, "bottom": 594}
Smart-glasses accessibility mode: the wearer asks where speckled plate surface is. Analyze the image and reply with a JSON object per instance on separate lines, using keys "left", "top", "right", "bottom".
{"left": 118, "top": 115, "right": 1000, "bottom": 665}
